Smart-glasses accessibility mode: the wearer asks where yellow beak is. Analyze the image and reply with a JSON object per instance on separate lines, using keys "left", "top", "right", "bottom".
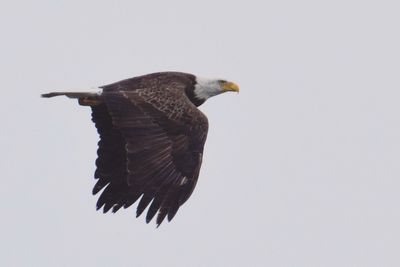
{"left": 222, "top": 81, "right": 240, "bottom": 93}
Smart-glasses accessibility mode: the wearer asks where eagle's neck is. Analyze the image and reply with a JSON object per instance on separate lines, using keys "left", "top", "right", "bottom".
{"left": 189, "top": 77, "right": 222, "bottom": 106}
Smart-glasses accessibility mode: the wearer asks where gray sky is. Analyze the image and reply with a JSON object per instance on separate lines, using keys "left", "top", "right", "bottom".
{"left": 1, "top": 1, "right": 400, "bottom": 266}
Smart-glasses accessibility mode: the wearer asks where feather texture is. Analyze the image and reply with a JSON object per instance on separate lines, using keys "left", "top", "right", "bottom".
{"left": 90, "top": 72, "right": 208, "bottom": 225}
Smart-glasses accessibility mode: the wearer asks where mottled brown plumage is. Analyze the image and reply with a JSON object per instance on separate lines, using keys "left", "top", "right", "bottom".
{"left": 42, "top": 71, "right": 239, "bottom": 226}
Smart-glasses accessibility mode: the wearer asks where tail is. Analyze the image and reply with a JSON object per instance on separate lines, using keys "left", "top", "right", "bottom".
{"left": 41, "top": 91, "right": 102, "bottom": 106}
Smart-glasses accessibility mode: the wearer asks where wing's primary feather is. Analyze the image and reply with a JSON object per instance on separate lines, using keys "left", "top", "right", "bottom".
{"left": 92, "top": 77, "right": 208, "bottom": 225}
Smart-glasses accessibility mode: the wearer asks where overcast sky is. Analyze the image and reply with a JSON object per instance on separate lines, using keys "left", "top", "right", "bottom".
{"left": 1, "top": 1, "right": 400, "bottom": 266}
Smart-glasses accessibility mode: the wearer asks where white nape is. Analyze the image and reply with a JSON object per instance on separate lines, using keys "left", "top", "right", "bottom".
{"left": 194, "top": 77, "right": 222, "bottom": 101}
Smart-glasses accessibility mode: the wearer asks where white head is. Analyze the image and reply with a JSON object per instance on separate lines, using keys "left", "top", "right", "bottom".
{"left": 193, "top": 76, "right": 240, "bottom": 101}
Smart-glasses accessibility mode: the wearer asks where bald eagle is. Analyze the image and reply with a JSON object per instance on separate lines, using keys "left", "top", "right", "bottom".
{"left": 42, "top": 72, "right": 239, "bottom": 226}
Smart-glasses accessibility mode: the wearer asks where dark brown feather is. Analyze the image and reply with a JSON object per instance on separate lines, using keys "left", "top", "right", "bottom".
{"left": 90, "top": 72, "right": 208, "bottom": 225}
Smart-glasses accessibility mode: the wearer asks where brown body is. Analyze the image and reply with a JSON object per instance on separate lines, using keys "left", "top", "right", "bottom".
{"left": 43, "top": 72, "right": 209, "bottom": 225}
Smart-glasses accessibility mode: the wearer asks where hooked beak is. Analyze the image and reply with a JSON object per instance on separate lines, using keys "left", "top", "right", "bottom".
{"left": 222, "top": 81, "right": 240, "bottom": 93}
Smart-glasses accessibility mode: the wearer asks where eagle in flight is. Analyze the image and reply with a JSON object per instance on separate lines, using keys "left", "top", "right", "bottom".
{"left": 42, "top": 72, "right": 239, "bottom": 226}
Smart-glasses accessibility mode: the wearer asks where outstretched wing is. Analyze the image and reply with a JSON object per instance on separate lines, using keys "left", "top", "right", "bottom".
{"left": 92, "top": 83, "right": 208, "bottom": 225}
